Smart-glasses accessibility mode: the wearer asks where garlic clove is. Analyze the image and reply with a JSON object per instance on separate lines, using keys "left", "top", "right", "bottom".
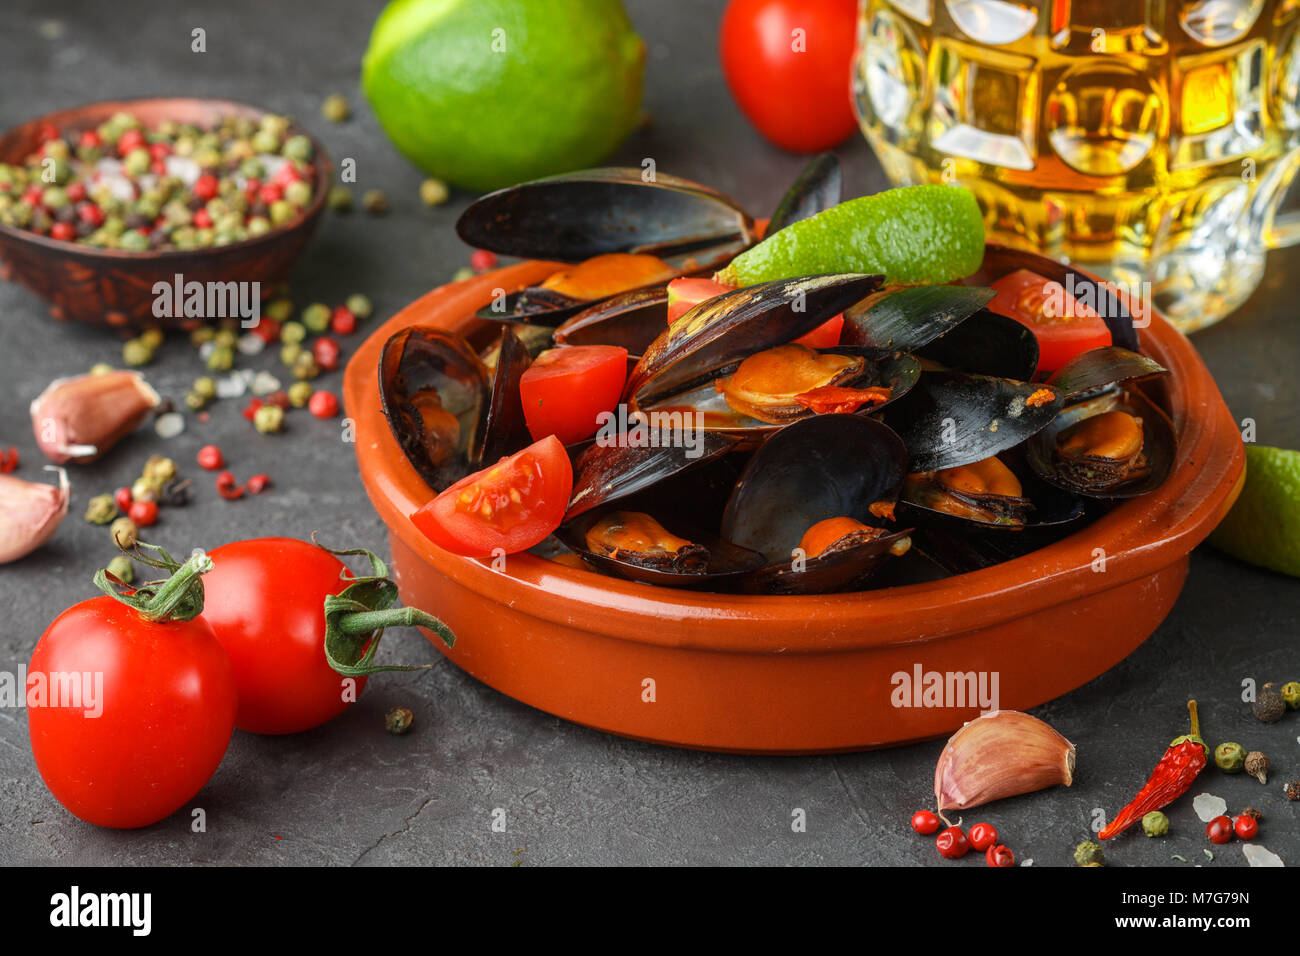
{"left": 30, "top": 371, "right": 160, "bottom": 465}
{"left": 0, "top": 466, "right": 69, "bottom": 563}
{"left": 934, "top": 709, "right": 1075, "bottom": 812}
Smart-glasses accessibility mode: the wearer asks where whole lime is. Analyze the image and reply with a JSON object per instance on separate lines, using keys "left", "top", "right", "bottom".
{"left": 1210, "top": 445, "right": 1300, "bottom": 578}
{"left": 362, "top": 0, "right": 645, "bottom": 193}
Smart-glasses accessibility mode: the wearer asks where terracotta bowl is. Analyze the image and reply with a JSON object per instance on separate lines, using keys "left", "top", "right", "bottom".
{"left": 0, "top": 98, "right": 330, "bottom": 329}
{"left": 343, "top": 252, "right": 1245, "bottom": 754}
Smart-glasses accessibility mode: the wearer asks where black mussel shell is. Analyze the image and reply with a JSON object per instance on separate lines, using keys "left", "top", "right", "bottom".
{"left": 897, "top": 454, "right": 1086, "bottom": 535}
{"left": 1025, "top": 388, "right": 1176, "bottom": 499}
{"left": 767, "top": 153, "right": 841, "bottom": 234}
{"left": 911, "top": 517, "right": 1092, "bottom": 575}
{"left": 1045, "top": 346, "right": 1168, "bottom": 401}
{"left": 553, "top": 285, "right": 669, "bottom": 359}
{"left": 455, "top": 167, "right": 756, "bottom": 269}
{"left": 840, "top": 285, "right": 995, "bottom": 354}
{"left": 915, "top": 309, "right": 1039, "bottom": 381}
{"left": 379, "top": 327, "right": 489, "bottom": 492}
{"left": 472, "top": 326, "right": 533, "bottom": 465}
{"left": 721, "top": 415, "right": 914, "bottom": 594}
{"left": 474, "top": 287, "right": 590, "bottom": 328}
{"left": 884, "top": 371, "right": 1064, "bottom": 473}
{"left": 628, "top": 273, "right": 883, "bottom": 407}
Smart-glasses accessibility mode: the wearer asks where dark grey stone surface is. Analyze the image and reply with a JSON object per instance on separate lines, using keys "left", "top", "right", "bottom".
{"left": 0, "top": 0, "right": 1297, "bottom": 867}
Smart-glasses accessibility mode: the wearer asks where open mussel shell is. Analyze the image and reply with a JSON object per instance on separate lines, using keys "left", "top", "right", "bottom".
{"left": 1045, "top": 346, "right": 1167, "bottom": 401}
{"left": 915, "top": 309, "right": 1039, "bottom": 381}
{"left": 471, "top": 326, "right": 533, "bottom": 465}
{"left": 455, "top": 167, "right": 757, "bottom": 269}
{"left": 1025, "top": 387, "right": 1176, "bottom": 499}
{"left": 474, "top": 287, "right": 593, "bottom": 328}
{"left": 721, "top": 415, "right": 914, "bottom": 595}
{"left": 379, "top": 327, "right": 489, "bottom": 492}
{"left": 767, "top": 152, "right": 841, "bottom": 234}
{"left": 557, "top": 509, "right": 765, "bottom": 591}
{"left": 628, "top": 273, "right": 883, "bottom": 407}
{"left": 883, "top": 371, "right": 1064, "bottom": 473}
{"left": 553, "top": 285, "right": 669, "bottom": 359}
{"left": 840, "top": 285, "right": 995, "bottom": 354}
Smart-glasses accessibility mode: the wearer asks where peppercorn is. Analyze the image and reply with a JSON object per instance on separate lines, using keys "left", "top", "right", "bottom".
{"left": 139, "top": 328, "right": 164, "bottom": 349}
{"left": 287, "top": 381, "right": 313, "bottom": 407}
{"left": 385, "top": 706, "right": 414, "bottom": 735}
{"left": 141, "top": 455, "right": 177, "bottom": 485}
{"left": 419, "top": 177, "right": 449, "bottom": 206}
{"left": 192, "top": 376, "right": 218, "bottom": 400}
{"left": 252, "top": 403, "right": 285, "bottom": 435}
{"left": 300, "top": 303, "right": 331, "bottom": 333}
{"left": 88, "top": 362, "right": 115, "bottom": 375}
{"left": 280, "top": 342, "right": 303, "bottom": 367}
{"left": 1282, "top": 681, "right": 1300, "bottom": 710}
{"left": 1285, "top": 781, "right": 1300, "bottom": 801}
{"left": 110, "top": 516, "right": 138, "bottom": 549}
{"left": 1214, "top": 741, "right": 1246, "bottom": 773}
{"left": 190, "top": 325, "right": 216, "bottom": 347}
{"left": 158, "top": 477, "right": 192, "bottom": 507}
{"left": 327, "top": 186, "right": 353, "bottom": 212}
{"left": 1245, "top": 751, "right": 1269, "bottom": 784}
{"left": 206, "top": 344, "right": 234, "bottom": 372}
{"left": 105, "top": 554, "right": 134, "bottom": 585}
{"left": 84, "top": 493, "right": 118, "bottom": 525}
{"left": 213, "top": 328, "right": 237, "bottom": 348}
{"left": 1141, "top": 811, "right": 1169, "bottom": 837}
{"left": 292, "top": 352, "right": 320, "bottom": 380}
{"left": 130, "top": 477, "right": 159, "bottom": 502}
{"left": 184, "top": 391, "right": 208, "bottom": 411}
{"left": 281, "top": 320, "right": 307, "bottom": 344}
{"left": 451, "top": 266, "right": 475, "bottom": 282}
{"left": 264, "top": 298, "right": 293, "bottom": 323}
{"left": 282, "top": 135, "right": 313, "bottom": 162}
{"left": 321, "top": 94, "right": 351, "bottom": 123}
{"left": 1074, "top": 841, "right": 1105, "bottom": 866}
{"left": 1253, "top": 683, "right": 1286, "bottom": 723}
{"left": 122, "top": 338, "right": 153, "bottom": 367}
{"left": 284, "top": 180, "right": 312, "bottom": 207}
{"left": 1240, "top": 806, "right": 1262, "bottom": 821}
{"left": 362, "top": 189, "right": 388, "bottom": 214}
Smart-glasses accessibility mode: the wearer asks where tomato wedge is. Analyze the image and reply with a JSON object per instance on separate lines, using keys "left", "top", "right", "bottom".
{"left": 519, "top": 345, "right": 628, "bottom": 446}
{"left": 987, "top": 268, "right": 1112, "bottom": 375}
{"left": 792, "top": 314, "right": 844, "bottom": 349}
{"left": 411, "top": 435, "right": 573, "bottom": 557}
{"left": 666, "top": 277, "right": 734, "bottom": 323}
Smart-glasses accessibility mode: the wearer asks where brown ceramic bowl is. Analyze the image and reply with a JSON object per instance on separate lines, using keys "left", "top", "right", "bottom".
{"left": 0, "top": 98, "right": 330, "bottom": 329}
{"left": 343, "top": 251, "right": 1245, "bottom": 754}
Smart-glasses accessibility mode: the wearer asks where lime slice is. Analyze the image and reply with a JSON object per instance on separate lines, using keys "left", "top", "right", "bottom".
{"left": 1210, "top": 445, "right": 1300, "bottom": 578}
{"left": 716, "top": 184, "right": 985, "bottom": 287}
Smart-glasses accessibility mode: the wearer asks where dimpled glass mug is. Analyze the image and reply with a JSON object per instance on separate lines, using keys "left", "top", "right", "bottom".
{"left": 852, "top": 0, "right": 1300, "bottom": 332}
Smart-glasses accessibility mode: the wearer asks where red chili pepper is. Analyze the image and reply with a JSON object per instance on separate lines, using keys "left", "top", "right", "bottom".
{"left": 0, "top": 446, "right": 19, "bottom": 473}
{"left": 1098, "top": 700, "right": 1207, "bottom": 840}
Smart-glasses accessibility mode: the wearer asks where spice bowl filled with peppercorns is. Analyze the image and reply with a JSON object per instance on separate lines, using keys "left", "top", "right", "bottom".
{"left": 0, "top": 97, "right": 330, "bottom": 327}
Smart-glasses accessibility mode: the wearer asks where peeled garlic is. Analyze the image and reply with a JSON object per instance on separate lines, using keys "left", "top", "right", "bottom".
{"left": 0, "top": 466, "right": 69, "bottom": 563}
{"left": 935, "top": 710, "right": 1075, "bottom": 812}
{"left": 30, "top": 370, "right": 160, "bottom": 464}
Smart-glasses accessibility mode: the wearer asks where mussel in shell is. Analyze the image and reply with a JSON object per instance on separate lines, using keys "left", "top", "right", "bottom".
{"left": 903, "top": 457, "right": 1034, "bottom": 528}
{"left": 1053, "top": 410, "right": 1148, "bottom": 489}
{"left": 553, "top": 285, "right": 670, "bottom": 359}
{"left": 484, "top": 253, "right": 678, "bottom": 326}
{"left": 583, "top": 511, "right": 710, "bottom": 573}
{"left": 798, "top": 517, "right": 895, "bottom": 557}
{"left": 717, "top": 344, "right": 889, "bottom": 424}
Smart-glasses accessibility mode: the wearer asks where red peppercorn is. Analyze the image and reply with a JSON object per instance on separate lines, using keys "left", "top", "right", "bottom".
{"left": 259, "top": 183, "right": 284, "bottom": 205}
{"left": 311, "top": 336, "right": 341, "bottom": 371}
{"left": 470, "top": 249, "right": 497, "bottom": 272}
{"left": 246, "top": 473, "right": 271, "bottom": 495}
{"left": 265, "top": 390, "right": 291, "bottom": 410}
{"left": 148, "top": 142, "right": 171, "bottom": 160}
{"left": 49, "top": 222, "right": 76, "bottom": 242}
{"left": 78, "top": 129, "right": 102, "bottom": 150}
{"left": 272, "top": 163, "right": 304, "bottom": 188}
{"left": 330, "top": 306, "right": 357, "bottom": 336}
{"left": 196, "top": 444, "right": 225, "bottom": 470}
{"left": 150, "top": 158, "right": 168, "bottom": 177}
{"left": 968, "top": 822, "right": 998, "bottom": 852}
{"left": 114, "top": 486, "right": 134, "bottom": 511}
{"left": 21, "top": 185, "right": 44, "bottom": 206}
{"left": 1206, "top": 816, "right": 1233, "bottom": 845}
{"left": 36, "top": 122, "right": 60, "bottom": 145}
{"left": 1233, "top": 815, "right": 1259, "bottom": 840}
{"left": 128, "top": 499, "right": 159, "bottom": 527}
{"left": 985, "top": 844, "right": 1014, "bottom": 867}
{"left": 935, "top": 826, "right": 969, "bottom": 860}
{"left": 910, "top": 810, "right": 940, "bottom": 835}
{"left": 251, "top": 316, "right": 281, "bottom": 344}
{"left": 308, "top": 390, "right": 340, "bottom": 419}
{"left": 215, "top": 470, "right": 244, "bottom": 500}
{"left": 193, "top": 173, "right": 219, "bottom": 202}
{"left": 65, "top": 182, "right": 87, "bottom": 203}
{"left": 77, "top": 202, "right": 105, "bottom": 227}
{"left": 116, "top": 128, "right": 146, "bottom": 157}
{"left": 242, "top": 397, "right": 264, "bottom": 421}
{"left": 193, "top": 208, "right": 213, "bottom": 230}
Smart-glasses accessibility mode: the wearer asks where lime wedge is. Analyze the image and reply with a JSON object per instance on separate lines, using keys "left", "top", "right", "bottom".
{"left": 716, "top": 184, "right": 985, "bottom": 287}
{"left": 1210, "top": 445, "right": 1300, "bottom": 578}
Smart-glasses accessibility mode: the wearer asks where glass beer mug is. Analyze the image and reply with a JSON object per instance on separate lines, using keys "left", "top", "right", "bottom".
{"left": 852, "top": 0, "right": 1300, "bottom": 332}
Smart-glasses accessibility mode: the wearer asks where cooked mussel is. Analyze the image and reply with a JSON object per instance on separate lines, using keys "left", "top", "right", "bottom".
{"left": 718, "top": 344, "right": 888, "bottom": 424}
{"left": 553, "top": 285, "right": 670, "bottom": 359}
{"left": 583, "top": 511, "right": 710, "bottom": 572}
{"left": 840, "top": 285, "right": 996, "bottom": 354}
{"left": 481, "top": 253, "right": 678, "bottom": 326}
{"left": 903, "top": 457, "right": 1034, "bottom": 528}
{"left": 1045, "top": 346, "right": 1167, "bottom": 401}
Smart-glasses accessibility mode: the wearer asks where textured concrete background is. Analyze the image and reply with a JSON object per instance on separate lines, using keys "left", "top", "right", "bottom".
{"left": 0, "top": 0, "right": 1297, "bottom": 867}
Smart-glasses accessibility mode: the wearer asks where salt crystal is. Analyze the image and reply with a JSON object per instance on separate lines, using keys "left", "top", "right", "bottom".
{"left": 1242, "top": 844, "right": 1284, "bottom": 867}
{"left": 1020, "top": 859, "right": 1033, "bottom": 867}
{"left": 250, "top": 371, "right": 280, "bottom": 395}
{"left": 154, "top": 412, "right": 184, "bottom": 439}
{"left": 1192, "top": 792, "right": 1227, "bottom": 822}
{"left": 237, "top": 333, "right": 265, "bottom": 356}
{"left": 199, "top": 341, "right": 216, "bottom": 361}
{"left": 215, "top": 374, "right": 246, "bottom": 399}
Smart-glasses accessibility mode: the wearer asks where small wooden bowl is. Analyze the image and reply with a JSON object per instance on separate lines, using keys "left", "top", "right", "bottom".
{"left": 0, "top": 98, "right": 330, "bottom": 329}
{"left": 343, "top": 251, "right": 1246, "bottom": 754}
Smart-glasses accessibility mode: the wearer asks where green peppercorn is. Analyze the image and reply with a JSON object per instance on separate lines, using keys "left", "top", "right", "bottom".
{"left": 142, "top": 455, "right": 177, "bottom": 485}
{"left": 321, "top": 94, "right": 351, "bottom": 123}
{"left": 344, "top": 294, "right": 372, "bottom": 319}
{"left": 1215, "top": 742, "right": 1246, "bottom": 773}
{"left": 207, "top": 344, "right": 234, "bottom": 372}
{"left": 282, "top": 135, "right": 313, "bottom": 162}
{"left": 287, "top": 380, "right": 313, "bottom": 407}
{"left": 122, "top": 338, "right": 153, "bottom": 367}
{"left": 280, "top": 342, "right": 303, "bottom": 367}
{"left": 119, "top": 229, "right": 150, "bottom": 252}
{"left": 191, "top": 376, "right": 217, "bottom": 400}
{"left": 123, "top": 147, "right": 151, "bottom": 176}
{"left": 280, "top": 320, "right": 307, "bottom": 345}
{"left": 1282, "top": 682, "right": 1300, "bottom": 710}
{"left": 327, "top": 186, "right": 353, "bottom": 212}
{"left": 43, "top": 140, "right": 71, "bottom": 162}
{"left": 451, "top": 266, "right": 475, "bottom": 282}
{"left": 285, "top": 180, "right": 312, "bottom": 207}
{"left": 385, "top": 706, "right": 414, "bottom": 735}
{"left": 362, "top": 189, "right": 388, "bottom": 215}
{"left": 1141, "top": 811, "right": 1169, "bottom": 837}
{"left": 42, "top": 186, "right": 69, "bottom": 209}
{"left": 110, "top": 517, "right": 138, "bottom": 549}
{"left": 185, "top": 390, "right": 208, "bottom": 411}
{"left": 131, "top": 477, "right": 160, "bottom": 502}
{"left": 419, "top": 177, "right": 449, "bottom": 206}
{"left": 253, "top": 403, "right": 285, "bottom": 434}
{"left": 214, "top": 328, "right": 238, "bottom": 348}
{"left": 190, "top": 326, "right": 216, "bottom": 347}
{"left": 84, "top": 494, "right": 118, "bottom": 525}
{"left": 300, "top": 303, "right": 331, "bottom": 333}
{"left": 106, "top": 555, "right": 135, "bottom": 585}
{"left": 1074, "top": 841, "right": 1105, "bottom": 866}
{"left": 89, "top": 362, "right": 115, "bottom": 376}
{"left": 292, "top": 352, "right": 320, "bottom": 380}
{"left": 239, "top": 157, "right": 266, "bottom": 180}
{"left": 250, "top": 129, "right": 280, "bottom": 154}
{"left": 269, "top": 199, "right": 296, "bottom": 227}
{"left": 265, "top": 298, "right": 294, "bottom": 322}
{"left": 45, "top": 159, "right": 72, "bottom": 185}
{"left": 139, "top": 328, "right": 164, "bottom": 349}
{"left": 246, "top": 216, "right": 271, "bottom": 237}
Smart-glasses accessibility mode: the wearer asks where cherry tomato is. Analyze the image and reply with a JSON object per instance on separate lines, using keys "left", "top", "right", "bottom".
{"left": 910, "top": 810, "right": 940, "bottom": 835}
{"left": 936, "top": 825, "right": 970, "bottom": 859}
{"left": 1206, "top": 815, "right": 1234, "bottom": 844}
{"left": 128, "top": 499, "right": 159, "bottom": 527}
{"left": 519, "top": 345, "right": 628, "bottom": 446}
{"left": 986, "top": 844, "right": 1015, "bottom": 867}
{"left": 411, "top": 435, "right": 573, "bottom": 558}
{"left": 202, "top": 538, "right": 364, "bottom": 735}
{"left": 968, "top": 822, "right": 998, "bottom": 851}
{"left": 666, "top": 277, "right": 735, "bottom": 323}
{"left": 1232, "top": 814, "right": 1259, "bottom": 840}
{"left": 989, "top": 269, "right": 1112, "bottom": 375}
{"left": 28, "top": 596, "right": 236, "bottom": 828}
{"left": 719, "top": 0, "right": 859, "bottom": 152}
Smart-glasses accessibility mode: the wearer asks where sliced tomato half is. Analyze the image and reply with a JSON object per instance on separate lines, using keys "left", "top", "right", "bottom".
{"left": 519, "top": 345, "right": 628, "bottom": 446}
{"left": 411, "top": 435, "right": 574, "bottom": 558}
{"left": 987, "top": 268, "right": 1112, "bottom": 375}
{"left": 792, "top": 314, "right": 844, "bottom": 349}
